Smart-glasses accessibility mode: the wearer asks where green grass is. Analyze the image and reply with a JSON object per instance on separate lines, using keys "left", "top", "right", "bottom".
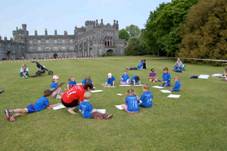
{"left": 0, "top": 56, "right": 227, "bottom": 151}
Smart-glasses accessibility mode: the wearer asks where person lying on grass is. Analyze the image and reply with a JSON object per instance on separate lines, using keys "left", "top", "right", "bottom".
{"left": 60, "top": 83, "right": 93, "bottom": 114}
{"left": 67, "top": 76, "right": 77, "bottom": 89}
{"left": 4, "top": 89, "right": 53, "bottom": 122}
{"left": 171, "top": 76, "right": 181, "bottom": 92}
{"left": 126, "top": 60, "right": 144, "bottom": 71}
{"left": 121, "top": 89, "right": 139, "bottom": 113}
{"left": 138, "top": 84, "right": 153, "bottom": 108}
{"left": 77, "top": 100, "right": 113, "bottom": 120}
{"left": 162, "top": 67, "right": 171, "bottom": 87}
{"left": 104, "top": 73, "right": 116, "bottom": 87}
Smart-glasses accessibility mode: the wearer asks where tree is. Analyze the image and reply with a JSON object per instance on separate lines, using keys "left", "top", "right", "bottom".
{"left": 143, "top": 0, "right": 198, "bottom": 56}
{"left": 179, "top": 0, "right": 227, "bottom": 59}
{"left": 125, "top": 37, "right": 144, "bottom": 55}
{"left": 126, "top": 25, "right": 141, "bottom": 38}
{"left": 119, "top": 29, "right": 130, "bottom": 41}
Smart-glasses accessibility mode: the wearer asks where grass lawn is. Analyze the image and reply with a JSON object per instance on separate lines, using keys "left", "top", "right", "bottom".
{"left": 0, "top": 56, "right": 227, "bottom": 151}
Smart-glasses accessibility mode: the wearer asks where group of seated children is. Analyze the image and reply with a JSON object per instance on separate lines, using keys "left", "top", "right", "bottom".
{"left": 173, "top": 58, "right": 185, "bottom": 72}
{"left": 120, "top": 71, "right": 141, "bottom": 85}
{"left": 126, "top": 59, "right": 146, "bottom": 71}
{"left": 19, "top": 64, "right": 29, "bottom": 78}
{"left": 148, "top": 67, "right": 181, "bottom": 92}
{"left": 120, "top": 84, "right": 153, "bottom": 113}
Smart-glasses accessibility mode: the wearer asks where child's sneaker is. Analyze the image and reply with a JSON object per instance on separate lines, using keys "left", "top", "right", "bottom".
{"left": 4, "top": 109, "right": 10, "bottom": 120}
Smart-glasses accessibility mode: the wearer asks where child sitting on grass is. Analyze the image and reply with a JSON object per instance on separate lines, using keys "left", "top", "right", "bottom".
{"left": 50, "top": 75, "right": 62, "bottom": 98}
{"left": 67, "top": 76, "right": 77, "bottom": 89}
{"left": 148, "top": 68, "right": 158, "bottom": 83}
{"left": 139, "top": 84, "right": 153, "bottom": 108}
{"left": 172, "top": 76, "right": 181, "bottom": 92}
{"left": 122, "top": 89, "right": 139, "bottom": 113}
{"left": 19, "top": 64, "right": 29, "bottom": 78}
{"left": 4, "top": 89, "right": 53, "bottom": 122}
{"left": 162, "top": 67, "right": 171, "bottom": 87}
{"left": 105, "top": 73, "right": 116, "bottom": 87}
{"left": 130, "top": 75, "right": 141, "bottom": 85}
{"left": 82, "top": 76, "right": 94, "bottom": 89}
{"left": 120, "top": 71, "right": 130, "bottom": 85}
{"left": 78, "top": 100, "right": 113, "bottom": 120}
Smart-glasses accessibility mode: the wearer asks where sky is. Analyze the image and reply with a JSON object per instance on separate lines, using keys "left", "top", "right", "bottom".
{"left": 0, "top": 0, "right": 171, "bottom": 38}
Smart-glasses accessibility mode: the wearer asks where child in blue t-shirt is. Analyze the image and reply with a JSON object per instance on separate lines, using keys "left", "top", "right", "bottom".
{"left": 162, "top": 67, "right": 171, "bottom": 87}
{"left": 130, "top": 75, "right": 141, "bottom": 85}
{"left": 120, "top": 72, "right": 130, "bottom": 85}
{"left": 122, "top": 89, "right": 139, "bottom": 113}
{"left": 50, "top": 75, "right": 62, "bottom": 98}
{"left": 105, "top": 73, "right": 116, "bottom": 87}
{"left": 172, "top": 76, "right": 181, "bottom": 92}
{"left": 4, "top": 89, "right": 53, "bottom": 122}
{"left": 82, "top": 76, "right": 94, "bottom": 89}
{"left": 67, "top": 76, "right": 77, "bottom": 89}
{"left": 78, "top": 100, "right": 113, "bottom": 120}
{"left": 139, "top": 84, "right": 153, "bottom": 108}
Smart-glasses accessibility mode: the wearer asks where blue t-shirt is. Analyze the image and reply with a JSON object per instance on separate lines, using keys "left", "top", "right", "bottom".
{"left": 137, "top": 62, "right": 143, "bottom": 70}
{"left": 50, "top": 82, "right": 58, "bottom": 89}
{"left": 82, "top": 79, "right": 93, "bottom": 86}
{"left": 125, "top": 95, "right": 139, "bottom": 112}
{"left": 162, "top": 72, "right": 171, "bottom": 82}
{"left": 172, "top": 80, "right": 181, "bottom": 92}
{"left": 131, "top": 75, "right": 140, "bottom": 83}
{"left": 106, "top": 76, "right": 116, "bottom": 86}
{"left": 33, "top": 96, "right": 49, "bottom": 112}
{"left": 79, "top": 101, "right": 93, "bottom": 119}
{"left": 68, "top": 80, "right": 77, "bottom": 87}
{"left": 121, "top": 74, "right": 129, "bottom": 82}
{"left": 140, "top": 91, "right": 153, "bottom": 108}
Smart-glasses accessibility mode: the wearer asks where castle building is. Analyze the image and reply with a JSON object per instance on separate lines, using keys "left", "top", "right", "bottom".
{"left": 0, "top": 19, "right": 125, "bottom": 60}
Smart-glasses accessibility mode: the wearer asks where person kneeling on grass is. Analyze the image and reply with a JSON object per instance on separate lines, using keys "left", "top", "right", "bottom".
{"left": 78, "top": 100, "right": 113, "bottom": 120}
{"left": 130, "top": 75, "right": 141, "bottom": 85}
{"left": 4, "top": 89, "right": 53, "bottom": 122}
{"left": 82, "top": 76, "right": 94, "bottom": 89}
{"left": 139, "top": 84, "right": 153, "bottom": 108}
{"left": 172, "top": 76, "right": 181, "bottom": 92}
{"left": 67, "top": 76, "right": 77, "bottom": 89}
{"left": 122, "top": 89, "right": 139, "bottom": 113}
{"left": 61, "top": 83, "right": 93, "bottom": 114}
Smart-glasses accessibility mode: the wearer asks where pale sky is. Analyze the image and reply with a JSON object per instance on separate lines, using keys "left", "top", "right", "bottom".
{"left": 0, "top": 0, "right": 171, "bottom": 38}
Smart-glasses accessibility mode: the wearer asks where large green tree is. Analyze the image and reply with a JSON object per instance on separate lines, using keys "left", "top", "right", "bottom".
{"left": 125, "top": 24, "right": 141, "bottom": 38}
{"left": 143, "top": 0, "right": 198, "bottom": 56}
{"left": 179, "top": 0, "right": 227, "bottom": 59}
{"left": 119, "top": 29, "right": 130, "bottom": 41}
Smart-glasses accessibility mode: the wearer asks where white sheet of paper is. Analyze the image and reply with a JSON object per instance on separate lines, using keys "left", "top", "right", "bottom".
{"left": 52, "top": 103, "right": 65, "bottom": 110}
{"left": 160, "top": 90, "right": 171, "bottom": 93}
{"left": 152, "top": 86, "right": 164, "bottom": 89}
{"left": 167, "top": 94, "right": 181, "bottom": 99}
{"left": 115, "top": 105, "right": 124, "bottom": 110}
{"left": 211, "top": 74, "right": 224, "bottom": 77}
{"left": 91, "top": 90, "right": 103, "bottom": 93}
{"left": 198, "top": 75, "right": 210, "bottom": 79}
{"left": 117, "top": 93, "right": 123, "bottom": 96}
{"left": 92, "top": 109, "right": 106, "bottom": 114}
{"left": 119, "top": 85, "right": 131, "bottom": 87}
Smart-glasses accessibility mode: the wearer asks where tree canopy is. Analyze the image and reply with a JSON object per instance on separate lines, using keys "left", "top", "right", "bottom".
{"left": 179, "top": 0, "right": 227, "bottom": 59}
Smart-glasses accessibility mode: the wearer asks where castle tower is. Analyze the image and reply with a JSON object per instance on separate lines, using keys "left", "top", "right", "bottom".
{"left": 13, "top": 24, "right": 29, "bottom": 43}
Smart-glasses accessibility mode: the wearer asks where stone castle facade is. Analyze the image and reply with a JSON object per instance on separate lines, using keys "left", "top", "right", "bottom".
{"left": 0, "top": 19, "right": 125, "bottom": 60}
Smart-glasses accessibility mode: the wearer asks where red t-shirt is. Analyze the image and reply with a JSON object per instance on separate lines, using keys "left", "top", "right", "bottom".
{"left": 61, "top": 85, "right": 85, "bottom": 104}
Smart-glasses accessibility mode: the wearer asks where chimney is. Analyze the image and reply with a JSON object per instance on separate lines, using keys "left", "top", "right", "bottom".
{"left": 64, "top": 31, "right": 68, "bottom": 36}
{"left": 35, "top": 30, "right": 38, "bottom": 36}
{"left": 45, "top": 29, "right": 48, "bottom": 36}
{"left": 54, "top": 30, "right": 57, "bottom": 35}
